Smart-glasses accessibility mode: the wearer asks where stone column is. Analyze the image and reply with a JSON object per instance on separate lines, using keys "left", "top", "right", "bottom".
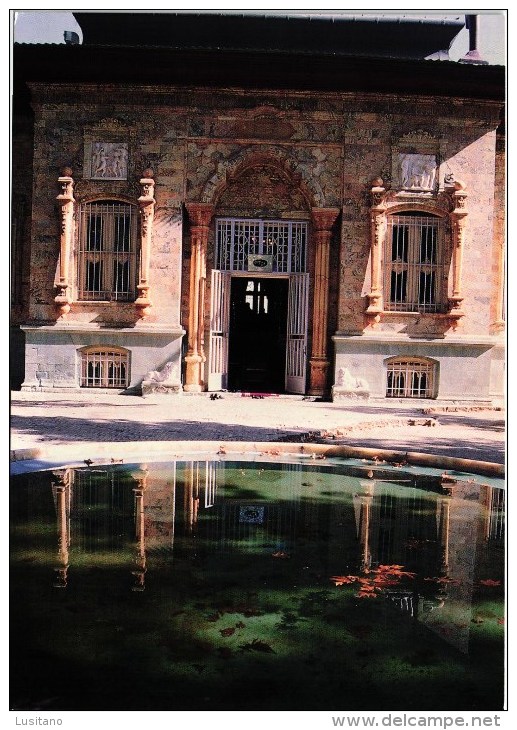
{"left": 54, "top": 167, "right": 75, "bottom": 319}
{"left": 366, "top": 178, "right": 386, "bottom": 327}
{"left": 135, "top": 169, "right": 156, "bottom": 319}
{"left": 184, "top": 203, "right": 214, "bottom": 392}
{"left": 448, "top": 181, "right": 468, "bottom": 329}
{"left": 309, "top": 207, "right": 340, "bottom": 396}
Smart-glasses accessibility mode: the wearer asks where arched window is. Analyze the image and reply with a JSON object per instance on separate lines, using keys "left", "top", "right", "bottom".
{"left": 384, "top": 212, "right": 446, "bottom": 313}
{"left": 80, "top": 347, "right": 130, "bottom": 388}
{"left": 386, "top": 357, "right": 437, "bottom": 399}
{"left": 77, "top": 201, "right": 138, "bottom": 301}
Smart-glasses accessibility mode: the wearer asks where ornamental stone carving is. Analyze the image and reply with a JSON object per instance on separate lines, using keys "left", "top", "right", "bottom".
{"left": 89, "top": 142, "right": 128, "bottom": 180}
{"left": 141, "top": 361, "right": 182, "bottom": 396}
{"left": 399, "top": 153, "right": 437, "bottom": 191}
{"left": 332, "top": 367, "right": 370, "bottom": 400}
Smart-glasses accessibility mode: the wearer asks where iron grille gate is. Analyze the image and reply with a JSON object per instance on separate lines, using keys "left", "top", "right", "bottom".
{"left": 209, "top": 219, "right": 309, "bottom": 394}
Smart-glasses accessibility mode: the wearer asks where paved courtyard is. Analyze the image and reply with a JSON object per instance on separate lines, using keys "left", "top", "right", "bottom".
{"left": 10, "top": 390, "right": 505, "bottom": 466}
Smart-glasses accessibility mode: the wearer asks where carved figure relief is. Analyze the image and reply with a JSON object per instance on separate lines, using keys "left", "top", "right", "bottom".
{"left": 90, "top": 142, "right": 128, "bottom": 180}
{"left": 399, "top": 153, "right": 437, "bottom": 191}
{"left": 336, "top": 367, "right": 369, "bottom": 391}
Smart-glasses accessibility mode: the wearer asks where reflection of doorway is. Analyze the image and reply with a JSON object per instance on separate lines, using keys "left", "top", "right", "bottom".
{"left": 228, "top": 277, "right": 288, "bottom": 393}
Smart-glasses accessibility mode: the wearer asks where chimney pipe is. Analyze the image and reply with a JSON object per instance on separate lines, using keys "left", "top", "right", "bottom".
{"left": 64, "top": 31, "right": 80, "bottom": 45}
{"left": 460, "top": 15, "right": 488, "bottom": 64}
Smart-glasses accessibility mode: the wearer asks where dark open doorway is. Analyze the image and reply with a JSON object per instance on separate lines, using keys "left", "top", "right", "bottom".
{"left": 228, "top": 277, "right": 289, "bottom": 393}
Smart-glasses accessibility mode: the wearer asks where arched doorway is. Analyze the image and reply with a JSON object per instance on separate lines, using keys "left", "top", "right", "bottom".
{"left": 208, "top": 216, "right": 310, "bottom": 393}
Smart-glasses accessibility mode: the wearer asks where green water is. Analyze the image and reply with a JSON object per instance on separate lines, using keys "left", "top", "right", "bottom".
{"left": 10, "top": 459, "right": 505, "bottom": 711}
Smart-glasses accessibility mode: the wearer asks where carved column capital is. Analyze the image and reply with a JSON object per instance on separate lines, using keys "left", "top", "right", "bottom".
{"left": 54, "top": 170, "right": 75, "bottom": 319}
{"left": 186, "top": 202, "right": 215, "bottom": 229}
{"left": 135, "top": 174, "right": 156, "bottom": 319}
{"left": 370, "top": 178, "right": 387, "bottom": 210}
{"left": 311, "top": 207, "right": 340, "bottom": 232}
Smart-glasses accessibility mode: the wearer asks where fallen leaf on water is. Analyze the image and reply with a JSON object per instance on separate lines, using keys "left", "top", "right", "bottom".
{"left": 497, "top": 618, "right": 505, "bottom": 625}
{"left": 479, "top": 579, "right": 501, "bottom": 587}
{"left": 330, "top": 575, "right": 358, "bottom": 586}
{"left": 220, "top": 627, "right": 236, "bottom": 637}
{"left": 272, "top": 551, "right": 290, "bottom": 559}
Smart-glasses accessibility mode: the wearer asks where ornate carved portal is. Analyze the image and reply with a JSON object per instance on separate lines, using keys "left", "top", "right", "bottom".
{"left": 54, "top": 168, "right": 75, "bottom": 319}
{"left": 184, "top": 203, "right": 215, "bottom": 392}
{"left": 309, "top": 207, "right": 340, "bottom": 396}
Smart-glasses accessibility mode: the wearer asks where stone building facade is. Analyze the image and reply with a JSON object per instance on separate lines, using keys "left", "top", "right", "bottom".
{"left": 11, "top": 14, "right": 505, "bottom": 402}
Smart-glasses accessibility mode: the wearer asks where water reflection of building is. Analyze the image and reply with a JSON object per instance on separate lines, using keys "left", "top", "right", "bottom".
{"left": 43, "top": 461, "right": 504, "bottom": 654}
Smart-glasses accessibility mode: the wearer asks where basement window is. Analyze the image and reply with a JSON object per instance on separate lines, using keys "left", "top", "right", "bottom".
{"left": 80, "top": 347, "right": 130, "bottom": 389}
{"left": 386, "top": 358, "right": 437, "bottom": 399}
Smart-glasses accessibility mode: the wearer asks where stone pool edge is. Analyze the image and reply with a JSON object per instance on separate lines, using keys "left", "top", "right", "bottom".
{"left": 10, "top": 440, "right": 505, "bottom": 479}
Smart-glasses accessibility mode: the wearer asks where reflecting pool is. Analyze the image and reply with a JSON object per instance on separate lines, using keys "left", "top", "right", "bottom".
{"left": 10, "top": 458, "right": 505, "bottom": 711}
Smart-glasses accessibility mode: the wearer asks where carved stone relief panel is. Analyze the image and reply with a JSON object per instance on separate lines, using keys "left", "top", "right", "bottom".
{"left": 85, "top": 142, "right": 129, "bottom": 180}
{"left": 398, "top": 153, "right": 437, "bottom": 191}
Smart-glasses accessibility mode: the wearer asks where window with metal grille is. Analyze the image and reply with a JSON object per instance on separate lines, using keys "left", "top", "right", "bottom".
{"left": 80, "top": 348, "right": 130, "bottom": 389}
{"left": 386, "top": 358, "right": 436, "bottom": 399}
{"left": 215, "top": 218, "right": 307, "bottom": 273}
{"left": 78, "top": 201, "right": 138, "bottom": 301}
{"left": 384, "top": 213, "right": 446, "bottom": 313}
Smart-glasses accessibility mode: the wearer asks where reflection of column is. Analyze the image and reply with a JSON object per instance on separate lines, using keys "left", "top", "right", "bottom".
{"left": 184, "top": 461, "right": 200, "bottom": 533}
{"left": 52, "top": 471, "right": 71, "bottom": 588}
{"left": 54, "top": 167, "right": 75, "bottom": 319}
{"left": 131, "top": 467, "right": 148, "bottom": 591}
{"left": 185, "top": 203, "right": 214, "bottom": 392}
{"left": 135, "top": 170, "right": 155, "bottom": 319}
{"left": 437, "top": 497, "right": 451, "bottom": 572}
{"left": 366, "top": 178, "right": 386, "bottom": 328}
{"left": 357, "top": 481, "right": 374, "bottom": 571}
{"left": 309, "top": 207, "right": 340, "bottom": 396}
{"left": 448, "top": 181, "right": 468, "bottom": 329}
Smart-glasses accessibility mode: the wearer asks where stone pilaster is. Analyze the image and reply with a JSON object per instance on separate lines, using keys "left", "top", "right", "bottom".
{"left": 448, "top": 181, "right": 468, "bottom": 329}
{"left": 184, "top": 203, "right": 214, "bottom": 392}
{"left": 309, "top": 207, "right": 340, "bottom": 396}
{"left": 365, "top": 178, "right": 386, "bottom": 327}
{"left": 54, "top": 167, "right": 75, "bottom": 319}
{"left": 135, "top": 169, "right": 155, "bottom": 319}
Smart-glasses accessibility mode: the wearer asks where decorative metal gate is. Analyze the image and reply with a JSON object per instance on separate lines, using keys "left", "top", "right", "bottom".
{"left": 285, "top": 273, "right": 309, "bottom": 394}
{"left": 209, "top": 218, "right": 309, "bottom": 394}
{"left": 208, "top": 270, "right": 231, "bottom": 391}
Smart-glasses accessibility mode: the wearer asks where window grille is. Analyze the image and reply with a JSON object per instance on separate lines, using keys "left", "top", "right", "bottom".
{"left": 386, "top": 358, "right": 436, "bottom": 399}
{"left": 78, "top": 201, "right": 138, "bottom": 301}
{"left": 216, "top": 218, "right": 307, "bottom": 273}
{"left": 384, "top": 213, "right": 446, "bottom": 313}
{"left": 80, "top": 348, "right": 130, "bottom": 389}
